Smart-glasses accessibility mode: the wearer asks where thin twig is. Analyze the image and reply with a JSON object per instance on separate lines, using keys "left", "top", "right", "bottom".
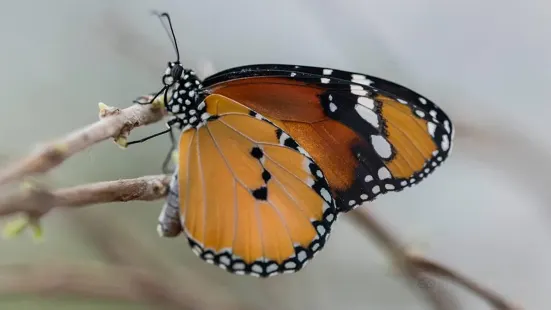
{"left": 0, "top": 100, "right": 165, "bottom": 186}
{"left": 408, "top": 256, "right": 521, "bottom": 310}
{"left": 348, "top": 210, "right": 520, "bottom": 310}
{"left": 0, "top": 175, "right": 170, "bottom": 218}
{"left": 348, "top": 209, "right": 456, "bottom": 310}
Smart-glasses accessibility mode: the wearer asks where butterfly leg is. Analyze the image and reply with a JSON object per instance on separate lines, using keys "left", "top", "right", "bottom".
{"left": 126, "top": 116, "right": 180, "bottom": 146}
{"left": 133, "top": 92, "right": 159, "bottom": 105}
{"left": 133, "top": 86, "right": 169, "bottom": 106}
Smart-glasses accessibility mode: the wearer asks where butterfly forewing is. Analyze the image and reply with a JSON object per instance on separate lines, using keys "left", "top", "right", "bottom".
{"left": 200, "top": 64, "right": 454, "bottom": 211}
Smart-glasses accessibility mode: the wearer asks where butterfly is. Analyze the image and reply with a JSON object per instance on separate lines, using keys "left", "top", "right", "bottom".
{"left": 129, "top": 12, "right": 455, "bottom": 278}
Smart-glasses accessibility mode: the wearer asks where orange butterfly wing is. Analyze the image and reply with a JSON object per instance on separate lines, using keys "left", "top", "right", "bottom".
{"left": 201, "top": 65, "right": 454, "bottom": 211}
{"left": 159, "top": 94, "right": 337, "bottom": 277}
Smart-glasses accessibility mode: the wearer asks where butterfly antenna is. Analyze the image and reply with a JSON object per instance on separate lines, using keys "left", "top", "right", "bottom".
{"left": 151, "top": 11, "right": 180, "bottom": 62}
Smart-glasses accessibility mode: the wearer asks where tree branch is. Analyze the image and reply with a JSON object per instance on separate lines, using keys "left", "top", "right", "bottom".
{"left": 0, "top": 175, "right": 170, "bottom": 218}
{"left": 0, "top": 97, "right": 166, "bottom": 187}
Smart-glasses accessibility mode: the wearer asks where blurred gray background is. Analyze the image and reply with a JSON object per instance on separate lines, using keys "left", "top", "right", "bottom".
{"left": 0, "top": 0, "right": 549, "bottom": 309}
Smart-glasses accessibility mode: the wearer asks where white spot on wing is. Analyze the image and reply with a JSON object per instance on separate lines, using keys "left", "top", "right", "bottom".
{"left": 297, "top": 251, "right": 307, "bottom": 262}
{"left": 219, "top": 256, "right": 231, "bottom": 266}
{"left": 419, "top": 97, "right": 427, "bottom": 104}
{"left": 320, "top": 188, "right": 331, "bottom": 203}
{"left": 378, "top": 167, "right": 391, "bottom": 179}
{"left": 323, "top": 69, "right": 333, "bottom": 75}
{"left": 233, "top": 262, "right": 245, "bottom": 270}
{"left": 329, "top": 102, "right": 337, "bottom": 112}
{"left": 351, "top": 74, "right": 373, "bottom": 86}
{"left": 427, "top": 122, "right": 437, "bottom": 137}
{"left": 441, "top": 135, "right": 450, "bottom": 151}
{"left": 350, "top": 85, "right": 368, "bottom": 96}
{"left": 320, "top": 78, "right": 330, "bottom": 84}
{"left": 365, "top": 175, "right": 373, "bottom": 182}
{"left": 444, "top": 120, "right": 451, "bottom": 134}
{"left": 371, "top": 135, "right": 392, "bottom": 159}
{"left": 357, "top": 96, "right": 375, "bottom": 109}
{"left": 266, "top": 264, "right": 278, "bottom": 273}
{"left": 415, "top": 110, "right": 426, "bottom": 118}
{"left": 317, "top": 225, "right": 326, "bottom": 235}
{"left": 356, "top": 105, "right": 379, "bottom": 128}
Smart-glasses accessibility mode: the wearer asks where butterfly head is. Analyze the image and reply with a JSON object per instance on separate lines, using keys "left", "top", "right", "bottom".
{"left": 162, "top": 61, "right": 183, "bottom": 86}
{"left": 151, "top": 12, "right": 207, "bottom": 128}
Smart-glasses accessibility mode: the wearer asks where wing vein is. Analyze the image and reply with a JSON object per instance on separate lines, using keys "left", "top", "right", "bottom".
{"left": 182, "top": 131, "right": 196, "bottom": 235}
{"left": 196, "top": 129, "right": 208, "bottom": 249}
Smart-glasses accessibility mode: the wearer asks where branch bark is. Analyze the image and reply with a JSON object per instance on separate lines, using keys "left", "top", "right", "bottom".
{"left": 0, "top": 175, "right": 170, "bottom": 218}
{"left": 0, "top": 98, "right": 165, "bottom": 187}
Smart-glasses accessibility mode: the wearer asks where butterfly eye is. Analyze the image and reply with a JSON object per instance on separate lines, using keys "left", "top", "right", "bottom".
{"left": 171, "top": 64, "right": 184, "bottom": 80}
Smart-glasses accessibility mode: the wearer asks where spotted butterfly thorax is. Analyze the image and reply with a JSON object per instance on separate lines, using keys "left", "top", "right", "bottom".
{"left": 139, "top": 12, "right": 454, "bottom": 278}
{"left": 161, "top": 62, "right": 205, "bottom": 129}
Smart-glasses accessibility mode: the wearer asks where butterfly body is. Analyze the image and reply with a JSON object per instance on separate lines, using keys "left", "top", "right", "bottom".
{"left": 144, "top": 12, "right": 454, "bottom": 278}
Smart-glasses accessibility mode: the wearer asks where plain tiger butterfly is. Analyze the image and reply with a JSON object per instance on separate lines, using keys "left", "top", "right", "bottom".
{"left": 129, "top": 12, "right": 455, "bottom": 278}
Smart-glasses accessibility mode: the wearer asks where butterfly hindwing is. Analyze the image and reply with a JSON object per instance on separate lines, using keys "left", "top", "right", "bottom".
{"left": 199, "top": 64, "right": 454, "bottom": 211}
{"left": 161, "top": 94, "right": 338, "bottom": 277}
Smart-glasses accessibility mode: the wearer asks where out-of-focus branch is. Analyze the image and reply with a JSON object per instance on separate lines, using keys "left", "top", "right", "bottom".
{"left": 0, "top": 263, "right": 245, "bottom": 310}
{"left": 348, "top": 210, "right": 456, "bottom": 310}
{"left": 408, "top": 256, "right": 521, "bottom": 310}
{"left": 0, "top": 97, "right": 166, "bottom": 187}
{"left": 348, "top": 210, "right": 521, "bottom": 310}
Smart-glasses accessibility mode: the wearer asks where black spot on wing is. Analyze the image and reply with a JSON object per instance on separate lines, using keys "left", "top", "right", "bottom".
{"left": 252, "top": 186, "right": 268, "bottom": 200}
{"left": 250, "top": 146, "right": 263, "bottom": 159}
{"left": 262, "top": 170, "right": 271, "bottom": 182}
